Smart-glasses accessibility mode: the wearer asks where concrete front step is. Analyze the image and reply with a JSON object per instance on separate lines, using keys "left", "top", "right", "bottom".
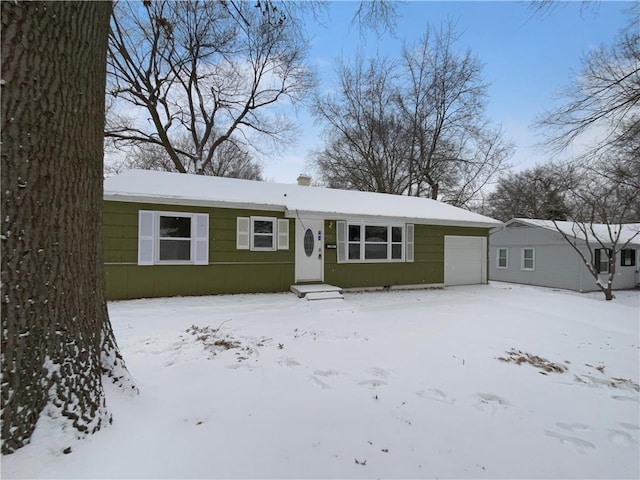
{"left": 290, "top": 284, "right": 344, "bottom": 300}
{"left": 304, "top": 291, "right": 345, "bottom": 301}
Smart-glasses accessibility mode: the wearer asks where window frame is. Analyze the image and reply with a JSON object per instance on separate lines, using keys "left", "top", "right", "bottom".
{"left": 620, "top": 248, "right": 636, "bottom": 267}
{"left": 497, "top": 248, "right": 508, "bottom": 269}
{"left": 250, "top": 216, "right": 277, "bottom": 252}
{"left": 137, "top": 210, "right": 208, "bottom": 266}
{"left": 344, "top": 222, "right": 405, "bottom": 263}
{"left": 156, "top": 213, "right": 193, "bottom": 264}
{"left": 595, "top": 248, "right": 611, "bottom": 273}
{"left": 521, "top": 248, "right": 535, "bottom": 271}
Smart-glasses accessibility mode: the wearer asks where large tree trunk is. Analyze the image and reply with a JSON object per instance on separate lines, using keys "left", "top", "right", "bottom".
{"left": 1, "top": 1, "right": 134, "bottom": 454}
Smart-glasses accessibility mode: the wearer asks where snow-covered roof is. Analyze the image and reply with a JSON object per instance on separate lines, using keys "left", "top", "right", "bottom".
{"left": 104, "top": 169, "right": 501, "bottom": 228}
{"left": 508, "top": 218, "right": 640, "bottom": 246}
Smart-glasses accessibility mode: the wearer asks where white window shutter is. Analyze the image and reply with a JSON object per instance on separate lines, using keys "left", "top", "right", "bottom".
{"left": 336, "top": 221, "right": 347, "bottom": 263}
{"left": 236, "top": 217, "right": 250, "bottom": 250}
{"left": 406, "top": 224, "right": 415, "bottom": 262}
{"left": 277, "top": 219, "right": 289, "bottom": 250}
{"left": 138, "top": 210, "right": 155, "bottom": 266}
{"left": 193, "top": 214, "right": 209, "bottom": 265}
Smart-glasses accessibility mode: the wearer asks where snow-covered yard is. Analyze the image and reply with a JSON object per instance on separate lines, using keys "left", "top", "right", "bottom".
{"left": 3, "top": 283, "right": 639, "bottom": 479}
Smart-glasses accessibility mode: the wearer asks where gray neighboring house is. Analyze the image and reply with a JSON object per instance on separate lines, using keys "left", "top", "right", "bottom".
{"left": 489, "top": 218, "right": 640, "bottom": 292}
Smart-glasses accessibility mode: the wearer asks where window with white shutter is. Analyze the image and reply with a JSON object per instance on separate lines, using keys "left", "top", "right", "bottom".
{"left": 336, "top": 221, "right": 347, "bottom": 263}
{"left": 138, "top": 210, "right": 209, "bottom": 265}
{"left": 277, "top": 219, "right": 289, "bottom": 250}
{"left": 236, "top": 217, "right": 250, "bottom": 250}
{"left": 193, "top": 214, "right": 209, "bottom": 265}
{"left": 405, "top": 224, "right": 414, "bottom": 263}
{"left": 138, "top": 210, "right": 155, "bottom": 266}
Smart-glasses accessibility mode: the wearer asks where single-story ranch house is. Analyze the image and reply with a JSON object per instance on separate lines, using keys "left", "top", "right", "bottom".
{"left": 104, "top": 169, "right": 502, "bottom": 299}
{"left": 489, "top": 218, "right": 640, "bottom": 292}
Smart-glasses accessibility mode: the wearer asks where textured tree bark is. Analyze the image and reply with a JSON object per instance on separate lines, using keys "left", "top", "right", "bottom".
{"left": 1, "top": 1, "right": 134, "bottom": 454}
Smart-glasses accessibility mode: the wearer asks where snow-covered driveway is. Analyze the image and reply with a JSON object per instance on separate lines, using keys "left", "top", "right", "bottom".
{"left": 4, "top": 283, "right": 639, "bottom": 479}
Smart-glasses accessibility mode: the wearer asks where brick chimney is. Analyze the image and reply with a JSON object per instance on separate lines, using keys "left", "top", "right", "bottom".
{"left": 297, "top": 174, "right": 311, "bottom": 186}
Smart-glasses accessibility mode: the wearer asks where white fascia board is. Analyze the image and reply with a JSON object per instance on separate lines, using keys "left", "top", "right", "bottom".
{"left": 104, "top": 193, "right": 285, "bottom": 213}
{"left": 286, "top": 209, "right": 500, "bottom": 229}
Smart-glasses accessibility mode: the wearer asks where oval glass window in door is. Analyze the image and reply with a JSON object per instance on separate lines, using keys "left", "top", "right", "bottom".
{"left": 303, "top": 228, "right": 314, "bottom": 257}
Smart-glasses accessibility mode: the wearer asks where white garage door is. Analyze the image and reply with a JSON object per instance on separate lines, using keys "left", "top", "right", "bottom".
{"left": 444, "top": 236, "right": 487, "bottom": 286}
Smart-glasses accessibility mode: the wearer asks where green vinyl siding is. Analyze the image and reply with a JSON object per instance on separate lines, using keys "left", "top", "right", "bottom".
{"left": 104, "top": 201, "right": 294, "bottom": 299}
{"left": 323, "top": 220, "right": 489, "bottom": 288}
{"left": 104, "top": 201, "right": 490, "bottom": 299}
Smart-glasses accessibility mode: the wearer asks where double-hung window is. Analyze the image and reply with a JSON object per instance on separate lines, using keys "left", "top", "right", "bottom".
{"left": 595, "top": 248, "right": 611, "bottom": 273}
{"left": 339, "top": 222, "right": 411, "bottom": 263}
{"left": 138, "top": 210, "right": 209, "bottom": 265}
{"left": 521, "top": 248, "right": 535, "bottom": 271}
{"left": 497, "top": 248, "right": 508, "bottom": 269}
{"left": 251, "top": 217, "right": 276, "bottom": 250}
{"left": 236, "top": 216, "right": 289, "bottom": 251}
{"left": 620, "top": 249, "right": 636, "bottom": 267}
{"left": 158, "top": 215, "right": 192, "bottom": 261}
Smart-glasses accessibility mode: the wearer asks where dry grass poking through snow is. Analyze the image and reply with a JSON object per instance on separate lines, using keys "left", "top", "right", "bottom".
{"left": 498, "top": 348, "right": 640, "bottom": 392}
{"left": 498, "top": 348, "right": 568, "bottom": 374}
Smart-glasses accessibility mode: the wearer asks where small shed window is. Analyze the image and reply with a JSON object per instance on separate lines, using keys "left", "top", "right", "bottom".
{"left": 521, "top": 248, "right": 535, "bottom": 271}
{"left": 595, "top": 248, "right": 611, "bottom": 273}
{"left": 497, "top": 248, "right": 508, "bottom": 269}
{"left": 620, "top": 249, "right": 636, "bottom": 267}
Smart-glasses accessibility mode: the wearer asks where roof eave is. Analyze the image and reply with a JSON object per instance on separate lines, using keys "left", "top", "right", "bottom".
{"left": 103, "top": 193, "right": 285, "bottom": 213}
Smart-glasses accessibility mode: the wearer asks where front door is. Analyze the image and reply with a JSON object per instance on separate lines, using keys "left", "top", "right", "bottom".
{"left": 295, "top": 218, "right": 324, "bottom": 283}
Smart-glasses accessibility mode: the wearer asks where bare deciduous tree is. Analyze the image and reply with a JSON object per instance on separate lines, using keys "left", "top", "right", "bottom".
{"left": 536, "top": 6, "right": 639, "bottom": 161}
{"left": 312, "top": 22, "right": 512, "bottom": 208}
{"left": 106, "top": 0, "right": 316, "bottom": 175}
{"left": 106, "top": 136, "right": 263, "bottom": 180}
{"left": 2, "top": 1, "right": 134, "bottom": 454}
{"left": 399, "top": 23, "right": 512, "bottom": 205}
{"left": 486, "top": 164, "right": 575, "bottom": 222}
{"left": 552, "top": 167, "right": 639, "bottom": 301}
{"left": 313, "top": 56, "right": 410, "bottom": 193}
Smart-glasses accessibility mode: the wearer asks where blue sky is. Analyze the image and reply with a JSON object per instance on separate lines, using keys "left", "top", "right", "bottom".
{"left": 262, "top": 0, "right": 634, "bottom": 183}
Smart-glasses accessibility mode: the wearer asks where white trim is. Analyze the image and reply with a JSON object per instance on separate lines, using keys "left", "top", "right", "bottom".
{"left": 406, "top": 224, "right": 414, "bottom": 263}
{"left": 277, "top": 218, "right": 290, "bottom": 250}
{"left": 250, "top": 216, "right": 277, "bottom": 251}
{"left": 137, "top": 210, "right": 209, "bottom": 266}
{"left": 521, "top": 247, "right": 535, "bottom": 271}
{"left": 336, "top": 221, "right": 347, "bottom": 264}
{"left": 137, "top": 210, "right": 155, "bottom": 266}
{"left": 342, "top": 221, "right": 406, "bottom": 263}
{"left": 156, "top": 212, "right": 194, "bottom": 265}
{"left": 236, "top": 217, "right": 250, "bottom": 249}
{"left": 193, "top": 213, "right": 209, "bottom": 265}
{"left": 497, "top": 247, "right": 508, "bottom": 269}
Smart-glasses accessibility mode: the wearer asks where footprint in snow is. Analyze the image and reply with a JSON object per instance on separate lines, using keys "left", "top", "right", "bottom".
{"left": 544, "top": 430, "right": 595, "bottom": 452}
{"left": 611, "top": 394, "right": 639, "bottom": 403}
{"left": 359, "top": 379, "right": 387, "bottom": 389}
{"left": 619, "top": 422, "right": 640, "bottom": 431}
{"left": 310, "top": 375, "right": 331, "bottom": 389}
{"left": 608, "top": 430, "right": 636, "bottom": 447}
{"left": 368, "top": 367, "right": 390, "bottom": 379}
{"left": 416, "top": 388, "right": 456, "bottom": 405}
{"left": 475, "top": 392, "right": 509, "bottom": 411}
{"left": 556, "top": 422, "right": 590, "bottom": 433}
{"left": 278, "top": 357, "right": 301, "bottom": 367}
